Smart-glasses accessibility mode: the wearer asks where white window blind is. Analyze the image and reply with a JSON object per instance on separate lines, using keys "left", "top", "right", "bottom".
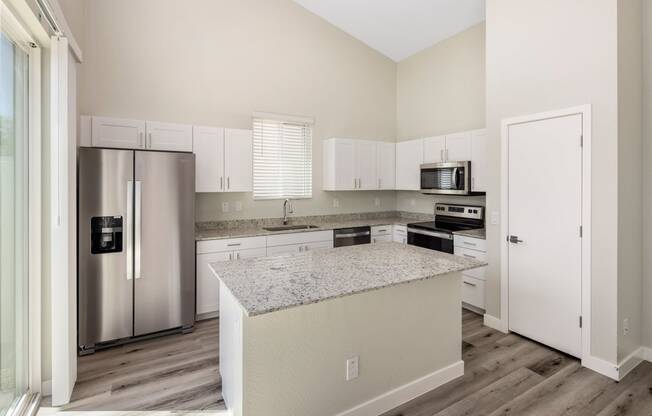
{"left": 253, "top": 116, "right": 313, "bottom": 200}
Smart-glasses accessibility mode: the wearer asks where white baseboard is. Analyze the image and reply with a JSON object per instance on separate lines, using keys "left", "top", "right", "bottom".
{"left": 638, "top": 346, "right": 652, "bottom": 362}
{"left": 335, "top": 360, "right": 464, "bottom": 416}
{"left": 617, "top": 348, "right": 644, "bottom": 380}
{"left": 582, "top": 355, "right": 619, "bottom": 381}
{"left": 41, "top": 379, "right": 52, "bottom": 396}
{"left": 483, "top": 314, "right": 508, "bottom": 333}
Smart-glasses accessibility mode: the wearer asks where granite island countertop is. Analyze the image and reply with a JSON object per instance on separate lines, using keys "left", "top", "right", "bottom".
{"left": 210, "top": 242, "right": 486, "bottom": 316}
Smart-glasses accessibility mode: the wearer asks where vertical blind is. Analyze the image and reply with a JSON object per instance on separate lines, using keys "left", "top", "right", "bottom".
{"left": 253, "top": 116, "right": 313, "bottom": 200}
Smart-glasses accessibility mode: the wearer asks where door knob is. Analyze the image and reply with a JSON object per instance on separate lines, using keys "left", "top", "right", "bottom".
{"left": 508, "top": 235, "right": 523, "bottom": 244}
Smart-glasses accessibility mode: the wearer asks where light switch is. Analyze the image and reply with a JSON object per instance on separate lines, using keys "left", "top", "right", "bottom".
{"left": 490, "top": 210, "right": 500, "bottom": 225}
{"left": 222, "top": 202, "right": 229, "bottom": 213}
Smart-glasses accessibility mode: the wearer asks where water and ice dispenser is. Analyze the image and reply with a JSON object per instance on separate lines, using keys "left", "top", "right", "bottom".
{"left": 90, "top": 216, "right": 123, "bottom": 254}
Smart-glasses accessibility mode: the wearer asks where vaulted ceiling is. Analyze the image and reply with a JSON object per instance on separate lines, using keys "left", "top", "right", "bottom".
{"left": 293, "top": 0, "right": 485, "bottom": 62}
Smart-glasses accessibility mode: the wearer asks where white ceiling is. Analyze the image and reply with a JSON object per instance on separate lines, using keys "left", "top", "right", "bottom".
{"left": 293, "top": 0, "right": 485, "bottom": 62}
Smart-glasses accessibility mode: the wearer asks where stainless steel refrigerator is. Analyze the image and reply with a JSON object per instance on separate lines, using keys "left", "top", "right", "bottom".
{"left": 78, "top": 147, "right": 195, "bottom": 354}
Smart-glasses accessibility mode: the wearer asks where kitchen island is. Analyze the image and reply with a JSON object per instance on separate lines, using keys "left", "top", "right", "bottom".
{"left": 211, "top": 242, "right": 485, "bottom": 416}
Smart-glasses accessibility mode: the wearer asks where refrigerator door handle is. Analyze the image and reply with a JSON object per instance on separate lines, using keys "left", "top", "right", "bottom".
{"left": 135, "top": 180, "right": 143, "bottom": 279}
{"left": 126, "top": 181, "right": 134, "bottom": 280}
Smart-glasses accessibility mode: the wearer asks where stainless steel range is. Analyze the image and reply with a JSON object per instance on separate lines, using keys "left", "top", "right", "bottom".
{"left": 407, "top": 204, "right": 484, "bottom": 253}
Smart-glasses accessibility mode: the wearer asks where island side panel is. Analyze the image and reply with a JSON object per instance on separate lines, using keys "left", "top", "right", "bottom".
{"left": 219, "top": 282, "right": 244, "bottom": 415}
{"left": 241, "top": 272, "right": 463, "bottom": 416}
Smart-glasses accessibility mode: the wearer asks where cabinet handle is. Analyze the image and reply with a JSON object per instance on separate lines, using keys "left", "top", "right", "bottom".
{"left": 220, "top": 177, "right": 223, "bottom": 191}
{"left": 148, "top": 133, "right": 152, "bottom": 148}
{"left": 378, "top": 178, "right": 381, "bottom": 188}
{"left": 463, "top": 281, "right": 477, "bottom": 287}
{"left": 463, "top": 241, "right": 477, "bottom": 247}
{"left": 227, "top": 243, "right": 241, "bottom": 247}
{"left": 403, "top": 238, "right": 406, "bottom": 244}
{"left": 472, "top": 177, "right": 476, "bottom": 190}
{"left": 227, "top": 177, "right": 230, "bottom": 189}
{"left": 139, "top": 132, "right": 144, "bottom": 148}
{"left": 440, "top": 149, "right": 443, "bottom": 161}
{"left": 304, "top": 245, "right": 309, "bottom": 251}
{"left": 236, "top": 252, "right": 240, "bottom": 260}
{"left": 463, "top": 254, "right": 477, "bottom": 259}
{"left": 299, "top": 246, "right": 303, "bottom": 252}
{"left": 229, "top": 253, "right": 233, "bottom": 261}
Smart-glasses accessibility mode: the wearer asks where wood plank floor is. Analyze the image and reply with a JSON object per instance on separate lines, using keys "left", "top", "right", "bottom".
{"left": 46, "top": 310, "right": 652, "bottom": 414}
{"left": 47, "top": 319, "right": 225, "bottom": 411}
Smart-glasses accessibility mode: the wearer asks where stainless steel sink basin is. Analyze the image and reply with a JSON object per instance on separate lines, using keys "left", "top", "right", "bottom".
{"left": 263, "top": 225, "right": 320, "bottom": 232}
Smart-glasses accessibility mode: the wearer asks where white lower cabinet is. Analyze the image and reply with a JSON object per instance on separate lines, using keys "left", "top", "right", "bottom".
{"left": 196, "top": 238, "right": 266, "bottom": 318}
{"left": 453, "top": 235, "right": 486, "bottom": 311}
{"left": 267, "top": 240, "right": 332, "bottom": 256}
{"left": 392, "top": 225, "right": 407, "bottom": 244}
{"left": 371, "top": 225, "right": 392, "bottom": 244}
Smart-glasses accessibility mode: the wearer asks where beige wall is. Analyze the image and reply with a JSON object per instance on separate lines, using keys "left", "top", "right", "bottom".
{"left": 643, "top": 0, "right": 652, "bottom": 350}
{"left": 397, "top": 23, "right": 486, "bottom": 141}
{"left": 486, "top": 0, "right": 620, "bottom": 363}
{"left": 78, "top": 0, "right": 397, "bottom": 222}
{"left": 395, "top": 23, "right": 486, "bottom": 216}
{"left": 617, "top": 0, "right": 643, "bottom": 362}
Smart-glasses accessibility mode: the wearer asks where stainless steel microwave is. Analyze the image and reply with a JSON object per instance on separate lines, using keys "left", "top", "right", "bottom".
{"left": 420, "top": 161, "right": 471, "bottom": 195}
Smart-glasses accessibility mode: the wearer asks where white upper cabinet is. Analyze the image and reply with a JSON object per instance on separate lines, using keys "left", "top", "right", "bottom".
{"left": 444, "top": 131, "right": 472, "bottom": 161}
{"left": 224, "top": 128, "right": 253, "bottom": 192}
{"left": 91, "top": 116, "right": 146, "bottom": 149}
{"left": 377, "top": 142, "right": 395, "bottom": 189}
{"left": 194, "top": 127, "right": 252, "bottom": 193}
{"left": 146, "top": 121, "right": 193, "bottom": 152}
{"left": 470, "top": 129, "right": 488, "bottom": 192}
{"left": 395, "top": 139, "right": 423, "bottom": 191}
{"left": 193, "top": 126, "right": 225, "bottom": 193}
{"left": 423, "top": 135, "right": 446, "bottom": 164}
{"left": 356, "top": 140, "right": 378, "bottom": 190}
{"left": 323, "top": 138, "right": 356, "bottom": 191}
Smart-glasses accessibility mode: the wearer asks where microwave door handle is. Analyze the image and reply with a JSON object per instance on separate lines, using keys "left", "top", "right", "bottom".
{"left": 452, "top": 167, "right": 458, "bottom": 189}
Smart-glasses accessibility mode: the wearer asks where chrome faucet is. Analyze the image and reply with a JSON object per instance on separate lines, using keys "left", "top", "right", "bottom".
{"left": 283, "top": 199, "right": 294, "bottom": 225}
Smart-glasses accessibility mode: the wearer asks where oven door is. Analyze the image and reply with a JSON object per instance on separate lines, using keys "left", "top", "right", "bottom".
{"left": 407, "top": 228, "right": 454, "bottom": 254}
{"left": 420, "top": 162, "right": 470, "bottom": 195}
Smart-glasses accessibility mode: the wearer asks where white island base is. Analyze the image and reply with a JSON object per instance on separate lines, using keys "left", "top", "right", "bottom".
{"left": 219, "top": 272, "right": 464, "bottom": 416}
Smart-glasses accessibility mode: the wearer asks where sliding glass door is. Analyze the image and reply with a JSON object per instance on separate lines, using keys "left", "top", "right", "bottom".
{"left": 0, "top": 26, "right": 29, "bottom": 415}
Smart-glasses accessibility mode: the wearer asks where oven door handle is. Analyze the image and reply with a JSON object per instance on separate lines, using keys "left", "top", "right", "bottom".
{"left": 335, "top": 231, "right": 371, "bottom": 238}
{"left": 407, "top": 228, "right": 453, "bottom": 240}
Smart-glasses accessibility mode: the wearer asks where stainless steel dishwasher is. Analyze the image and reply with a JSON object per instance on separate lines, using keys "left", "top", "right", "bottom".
{"left": 333, "top": 226, "right": 371, "bottom": 247}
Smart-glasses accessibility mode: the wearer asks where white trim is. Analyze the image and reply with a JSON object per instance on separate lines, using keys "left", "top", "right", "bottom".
{"left": 639, "top": 346, "right": 652, "bottom": 362}
{"left": 500, "top": 105, "right": 592, "bottom": 362}
{"left": 582, "top": 355, "right": 619, "bottom": 380}
{"left": 617, "top": 348, "right": 644, "bottom": 380}
{"left": 483, "top": 314, "right": 508, "bottom": 333}
{"left": 28, "top": 37, "right": 42, "bottom": 394}
{"left": 252, "top": 111, "right": 314, "bottom": 125}
{"left": 335, "top": 361, "right": 464, "bottom": 416}
{"left": 41, "top": 0, "right": 82, "bottom": 62}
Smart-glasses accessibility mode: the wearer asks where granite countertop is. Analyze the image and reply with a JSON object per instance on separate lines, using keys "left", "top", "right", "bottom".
{"left": 452, "top": 228, "right": 486, "bottom": 240}
{"left": 195, "top": 213, "right": 429, "bottom": 241}
{"left": 210, "top": 242, "right": 486, "bottom": 317}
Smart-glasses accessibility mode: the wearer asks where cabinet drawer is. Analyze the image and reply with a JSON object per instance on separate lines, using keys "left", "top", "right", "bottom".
{"left": 266, "top": 230, "right": 333, "bottom": 247}
{"left": 371, "top": 225, "right": 392, "bottom": 236}
{"left": 462, "top": 275, "right": 485, "bottom": 310}
{"left": 393, "top": 224, "right": 407, "bottom": 235}
{"left": 454, "top": 247, "right": 487, "bottom": 280}
{"left": 197, "top": 236, "right": 267, "bottom": 254}
{"left": 454, "top": 235, "right": 486, "bottom": 252}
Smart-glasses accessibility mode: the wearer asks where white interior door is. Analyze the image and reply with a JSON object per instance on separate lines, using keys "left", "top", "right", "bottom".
{"left": 507, "top": 114, "right": 582, "bottom": 358}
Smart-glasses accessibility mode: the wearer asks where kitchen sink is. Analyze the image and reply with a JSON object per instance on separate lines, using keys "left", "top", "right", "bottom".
{"left": 263, "top": 225, "right": 320, "bottom": 232}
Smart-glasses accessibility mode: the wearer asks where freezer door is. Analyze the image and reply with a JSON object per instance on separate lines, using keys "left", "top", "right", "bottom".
{"left": 78, "top": 148, "right": 134, "bottom": 348}
{"left": 134, "top": 151, "right": 196, "bottom": 336}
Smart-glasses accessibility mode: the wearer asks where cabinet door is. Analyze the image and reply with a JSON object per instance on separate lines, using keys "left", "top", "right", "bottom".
{"left": 267, "top": 244, "right": 302, "bottom": 256}
{"left": 444, "top": 131, "right": 472, "bottom": 161}
{"left": 356, "top": 140, "right": 378, "bottom": 190}
{"left": 196, "top": 251, "right": 232, "bottom": 316}
{"left": 146, "top": 121, "right": 193, "bottom": 152}
{"left": 423, "top": 136, "right": 446, "bottom": 164}
{"left": 232, "top": 247, "right": 267, "bottom": 260}
{"left": 377, "top": 142, "right": 395, "bottom": 189}
{"left": 372, "top": 235, "right": 393, "bottom": 244}
{"left": 193, "top": 126, "right": 225, "bottom": 193}
{"left": 395, "top": 139, "right": 423, "bottom": 190}
{"left": 92, "top": 116, "right": 145, "bottom": 149}
{"left": 470, "top": 129, "right": 487, "bottom": 192}
{"left": 304, "top": 240, "right": 333, "bottom": 251}
{"left": 224, "top": 128, "right": 253, "bottom": 192}
{"left": 329, "top": 139, "right": 357, "bottom": 191}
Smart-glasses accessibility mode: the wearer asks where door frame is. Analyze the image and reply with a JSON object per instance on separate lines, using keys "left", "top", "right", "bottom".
{"left": 500, "top": 105, "right": 592, "bottom": 362}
